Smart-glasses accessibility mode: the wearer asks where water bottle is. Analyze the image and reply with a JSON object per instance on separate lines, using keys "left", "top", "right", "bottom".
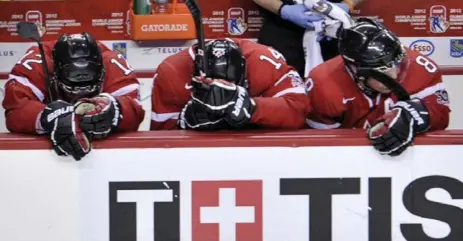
{"left": 152, "top": 0, "right": 170, "bottom": 14}
{"left": 134, "top": 0, "right": 151, "bottom": 15}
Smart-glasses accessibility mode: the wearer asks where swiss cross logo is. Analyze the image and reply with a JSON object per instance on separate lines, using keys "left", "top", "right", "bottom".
{"left": 192, "top": 180, "right": 263, "bottom": 241}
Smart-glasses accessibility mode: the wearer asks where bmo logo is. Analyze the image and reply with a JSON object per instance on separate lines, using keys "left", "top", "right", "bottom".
{"left": 409, "top": 39, "right": 435, "bottom": 56}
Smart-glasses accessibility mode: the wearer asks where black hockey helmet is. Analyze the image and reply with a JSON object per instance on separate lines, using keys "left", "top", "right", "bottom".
{"left": 52, "top": 32, "right": 104, "bottom": 102}
{"left": 338, "top": 18, "right": 408, "bottom": 95}
{"left": 194, "top": 39, "right": 247, "bottom": 88}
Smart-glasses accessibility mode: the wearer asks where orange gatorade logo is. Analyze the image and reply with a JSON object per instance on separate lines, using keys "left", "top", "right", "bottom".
{"left": 141, "top": 24, "right": 189, "bottom": 32}
{"left": 129, "top": 1, "right": 195, "bottom": 40}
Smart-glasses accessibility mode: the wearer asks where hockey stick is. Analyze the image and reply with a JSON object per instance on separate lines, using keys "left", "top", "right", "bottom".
{"left": 357, "top": 68, "right": 410, "bottom": 101}
{"left": 184, "top": 0, "right": 208, "bottom": 76}
{"left": 16, "top": 21, "right": 57, "bottom": 102}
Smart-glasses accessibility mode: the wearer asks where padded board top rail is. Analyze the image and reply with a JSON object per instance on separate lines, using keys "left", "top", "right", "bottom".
{"left": 1, "top": 129, "right": 463, "bottom": 150}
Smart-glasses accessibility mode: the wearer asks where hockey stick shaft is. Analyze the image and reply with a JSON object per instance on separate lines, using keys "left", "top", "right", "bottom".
{"left": 16, "top": 22, "right": 57, "bottom": 102}
{"left": 184, "top": 0, "right": 208, "bottom": 76}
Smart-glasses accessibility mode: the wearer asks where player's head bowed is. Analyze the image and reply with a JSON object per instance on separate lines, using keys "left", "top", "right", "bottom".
{"left": 194, "top": 39, "right": 248, "bottom": 89}
{"left": 52, "top": 32, "right": 105, "bottom": 103}
{"left": 338, "top": 18, "right": 409, "bottom": 96}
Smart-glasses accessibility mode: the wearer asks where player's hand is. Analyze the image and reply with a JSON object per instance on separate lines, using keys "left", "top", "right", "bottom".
{"left": 367, "top": 99, "right": 430, "bottom": 156}
{"left": 178, "top": 100, "right": 229, "bottom": 130}
{"left": 40, "top": 100, "right": 91, "bottom": 161}
{"left": 191, "top": 77, "right": 256, "bottom": 128}
{"left": 74, "top": 93, "right": 122, "bottom": 139}
{"left": 190, "top": 77, "right": 238, "bottom": 113}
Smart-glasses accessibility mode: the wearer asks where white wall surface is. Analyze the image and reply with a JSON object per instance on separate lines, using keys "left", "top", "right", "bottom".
{"left": 1, "top": 145, "right": 463, "bottom": 241}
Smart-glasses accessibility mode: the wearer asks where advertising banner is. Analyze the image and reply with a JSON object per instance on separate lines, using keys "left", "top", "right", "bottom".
{"left": 0, "top": 0, "right": 461, "bottom": 42}
{"left": 352, "top": 0, "right": 462, "bottom": 37}
{"left": 1, "top": 143, "right": 463, "bottom": 241}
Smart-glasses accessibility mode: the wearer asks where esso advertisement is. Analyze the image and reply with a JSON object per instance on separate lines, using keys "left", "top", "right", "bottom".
{"left": 409, "top": 39, "right": 435, "bottom": 56}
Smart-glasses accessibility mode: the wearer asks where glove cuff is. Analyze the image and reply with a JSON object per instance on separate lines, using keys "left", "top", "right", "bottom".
{"left": 40, "top": 100, "right": 74, "bottom": 133}
{"left": 394, "top": 99, "right": 430, "bottom": 134}
{"left": 36, "top": 109, "right": 47, "bottom": 134}
{"left": 278, "top": 3, "right": 289, "bottom": 18}
{"left": 336, "top": 2, "right": 351, "bottom": 13}
{"left": 98, "top": 93, "right": 122, "bottom": 128}
{"left": 342, "top": 0, "right": 354, "bottom": 12}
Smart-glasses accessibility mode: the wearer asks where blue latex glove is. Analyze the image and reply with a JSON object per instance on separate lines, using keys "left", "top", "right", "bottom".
{"left": 317, "top": 3, "right": 350, "bottom": 41}
{"left": 280, "top": 4, "right": 324, "bottom": 29}
{"left": 335, "top": 2, "right": 350, "bottom": 13}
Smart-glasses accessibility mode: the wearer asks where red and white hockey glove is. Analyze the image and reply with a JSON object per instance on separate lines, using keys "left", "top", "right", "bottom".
{"left": 74, "top": 93, "right": 121, "bottom": 139}
{"left": 368, "top": 99, "right": 430, "bottom": 156}
{"left": 190, "top": 76, "right": 256, "bottom": 128}
{"left": 40, "top": 100, "right": 91, "bottom": 161}
{"left": 178, "top": 100, "right": 229, "bottom": 130}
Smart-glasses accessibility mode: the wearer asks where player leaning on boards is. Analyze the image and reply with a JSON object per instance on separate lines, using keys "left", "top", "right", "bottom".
{"left": 150, "top": 38, "right": 311, "bottom": 130}
{"left": 307, "top": 18, "right": 450, "bottom": 156}
{"left": 2, "top": 33, "right": 145, "bottom": 161}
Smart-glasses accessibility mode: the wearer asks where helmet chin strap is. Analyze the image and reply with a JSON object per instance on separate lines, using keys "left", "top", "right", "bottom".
{"left": 344, "top": 64, "right": 379, "bottom": 97}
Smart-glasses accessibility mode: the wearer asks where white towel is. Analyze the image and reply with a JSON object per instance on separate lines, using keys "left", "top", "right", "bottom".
{"left": 302, "top": 28, "right": 323, "bottom": 78}
{"left": 292, "top": 0, "right": 323, "bottom": 78}
{"left": 294, "top": 0, "right": 353, "bottom": 78}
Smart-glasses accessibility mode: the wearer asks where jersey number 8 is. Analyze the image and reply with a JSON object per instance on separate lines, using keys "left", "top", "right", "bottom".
{"left": 416, "top": 55, "right": 437, "bottom": 73}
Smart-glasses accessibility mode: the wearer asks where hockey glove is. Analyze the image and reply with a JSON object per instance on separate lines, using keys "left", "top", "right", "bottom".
{"left": 368, "top": 99, "right": 430, "bottom": 156}
{"left": 190, "top": 77, "right": 236, "bottom": 114}
{"left": 178, "top": 100, "right": 229, "bottom": 130}
{"left": 40, "top": 100, "right": 91, "bottom": 161}
{"left": 75, "top": 93, "right": 122, "bottom": 139}
{"left": 191, "top": 77, "right": 256, "bottom": 128}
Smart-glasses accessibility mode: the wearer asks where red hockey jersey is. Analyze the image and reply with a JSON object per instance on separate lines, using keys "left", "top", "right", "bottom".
{"left": 2, "top": 41, "right": 145, "bottom": 134}
{"left": 307, "top": 49, "right": 450, "bottom": 130}
{"left": 150, "top": 38, "right": 311, "bottom": 130}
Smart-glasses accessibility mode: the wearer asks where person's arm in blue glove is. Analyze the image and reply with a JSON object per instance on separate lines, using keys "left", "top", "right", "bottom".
{"left": 345, "top": 0, "right": 366, "bottom": 8}
{"left": 334, "top": 2, "right": 350, "bottom": 12}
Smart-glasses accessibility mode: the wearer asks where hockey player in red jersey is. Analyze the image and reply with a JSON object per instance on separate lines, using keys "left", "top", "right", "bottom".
{"left": 307, "top": 18, "right": 450, "bottom": 156}
{"left": 150, "top": 38, "right": 310, "bottom": 130}
{"left": 2, "top": 33, "right": 144, "bottom": 160}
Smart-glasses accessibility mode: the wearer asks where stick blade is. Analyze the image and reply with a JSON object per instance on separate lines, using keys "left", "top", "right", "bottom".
{"left": 16, "top": 22, "right": 40, "bottom": 41}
